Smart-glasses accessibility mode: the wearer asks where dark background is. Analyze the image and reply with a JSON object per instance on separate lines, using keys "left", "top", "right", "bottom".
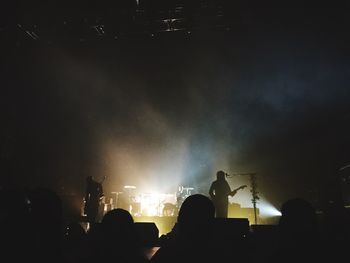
{"left": 1, "top": 1, "right": 350, "bottom": 213}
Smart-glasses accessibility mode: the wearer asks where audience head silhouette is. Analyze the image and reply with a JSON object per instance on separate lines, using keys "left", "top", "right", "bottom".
{"left": 274, "top": 198, "right": 321, "bottom": 263}
{"left": 279, "top": 197, "right": 317, "bottom": 236}
{"left": 96, "top": 208, "right": 147, "bottom": 263}
{"left": 150, "top": 194, "right": 216, "bottom": 263}
{"left": 101, "top": 208, "right": 134, "bottom": 232}
{"left": 177, "top": 194, "right": 215, "bottom": 237}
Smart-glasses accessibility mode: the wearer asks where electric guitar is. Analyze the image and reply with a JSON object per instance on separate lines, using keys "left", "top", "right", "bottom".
{"left": 229, "top": 185, "right": 247, "bottom": 196}
{"left": 210, "top": 184, "right": 247, "bottom": 205}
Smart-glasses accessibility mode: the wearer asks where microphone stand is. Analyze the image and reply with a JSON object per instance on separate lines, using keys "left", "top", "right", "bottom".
{"left": 249, "top": 173, "right": 259, "bottom": 225}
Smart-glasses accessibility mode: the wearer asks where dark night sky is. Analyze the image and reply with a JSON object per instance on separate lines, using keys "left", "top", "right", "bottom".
{"left": 1, "top": 3, "right": 350, "bottom": 211}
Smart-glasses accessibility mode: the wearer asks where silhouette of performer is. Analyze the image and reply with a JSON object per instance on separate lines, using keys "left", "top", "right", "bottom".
{"left": 84, "top": 176, "right": 104, "bottom": 223}
{"left": 209, "top": 170, "right": 236, "bottom": 218}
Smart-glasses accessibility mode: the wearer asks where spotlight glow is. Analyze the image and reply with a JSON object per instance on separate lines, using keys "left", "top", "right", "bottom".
{"left": 258, "top": 201, "right": 281, "bottom": 217}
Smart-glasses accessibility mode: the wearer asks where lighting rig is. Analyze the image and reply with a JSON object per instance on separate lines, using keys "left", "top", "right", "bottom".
{"left": 1, "top": 0, "right": 234, "bottom": 45}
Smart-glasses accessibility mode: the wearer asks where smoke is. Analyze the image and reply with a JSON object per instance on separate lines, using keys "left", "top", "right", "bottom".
{"left": 47, "top": 42, "right": 241, "bottom": 195}
{"left": 2, "top": 26, "right": 350, "bottom": 210}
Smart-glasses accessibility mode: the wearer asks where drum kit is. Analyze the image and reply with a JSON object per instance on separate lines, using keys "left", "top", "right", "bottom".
{"left": 176, "top": 186, "right": 194, "bottom": 206}
{"left": 110, "top": 185, "right": 195, "bottom": 217}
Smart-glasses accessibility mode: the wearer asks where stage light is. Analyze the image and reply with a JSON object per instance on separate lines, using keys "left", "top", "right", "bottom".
{"left": 259, "top": 202, "right": 281, "bottom": 217}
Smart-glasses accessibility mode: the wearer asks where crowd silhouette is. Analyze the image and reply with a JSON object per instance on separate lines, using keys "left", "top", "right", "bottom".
{"left": 0, "top": 186, "right": 349, "bottom": 263}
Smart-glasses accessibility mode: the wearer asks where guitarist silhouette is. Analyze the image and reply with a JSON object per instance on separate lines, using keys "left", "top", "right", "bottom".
{"left": 84, "top": 176, "right": 105, "bottom": 224}
{"left": 209, "top": 170, "right": 247, "bottom": 218}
